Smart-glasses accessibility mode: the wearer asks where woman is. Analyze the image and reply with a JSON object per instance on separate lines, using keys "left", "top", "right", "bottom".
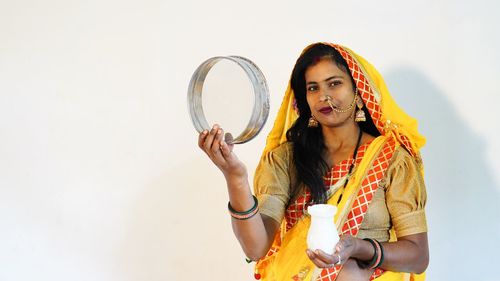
{"left": 198, "top": 42, "right": 429, "bottom": 281}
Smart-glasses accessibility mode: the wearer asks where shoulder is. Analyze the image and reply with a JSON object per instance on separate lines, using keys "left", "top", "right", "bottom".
{"left": 272, "top": 141, "right": 293, "bottom": 153}
{"left": 388, "top": 145, "right": 421, "bottom": 170}
{"left": 264, "top": 142, "right": 294, "bottom": 161}
{"left": 256, "top": 142, "right": 295, "bottom": 173}
{"left": 383, "top": 145, "right": 425, "bottom": 190}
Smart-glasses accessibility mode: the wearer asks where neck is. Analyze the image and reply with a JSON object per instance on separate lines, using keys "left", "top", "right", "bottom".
{"left": 322, "top": 122, "right": 360, "bottom": 153}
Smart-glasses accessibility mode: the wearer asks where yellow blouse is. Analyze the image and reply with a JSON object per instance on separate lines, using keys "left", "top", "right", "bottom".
{"left": 254, "top": 142, "right": 427, "bottom": 241}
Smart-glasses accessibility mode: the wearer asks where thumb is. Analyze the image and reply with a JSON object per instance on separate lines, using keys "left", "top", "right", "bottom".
{"left": 225, "top": 132, "right": 235, "bottom": 150}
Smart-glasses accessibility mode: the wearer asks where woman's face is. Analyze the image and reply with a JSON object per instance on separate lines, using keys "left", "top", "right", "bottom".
{"left": 305, "top": 57, "right": 356, "bottom": 128}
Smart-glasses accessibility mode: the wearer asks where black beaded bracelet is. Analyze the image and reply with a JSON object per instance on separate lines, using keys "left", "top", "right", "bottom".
{"left": 356, "top": 238, "right": 378, "bottom": 269}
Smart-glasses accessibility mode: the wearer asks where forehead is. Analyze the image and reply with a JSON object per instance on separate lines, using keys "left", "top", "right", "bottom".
{"left": 305, "top": 58, "right": 348, "bottom": 82}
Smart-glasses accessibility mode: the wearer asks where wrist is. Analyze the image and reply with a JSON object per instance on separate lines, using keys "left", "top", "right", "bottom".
{"left": 224, "top": 173, "right": 248, "bottom": 188}
{"left": 223, "top": 163, "right": 247, "bottom": 178}
{"left": 352, "top": 238, "right": 373, "bottom": 261}
{"left": 356, "top": 238, "right": 383, "bottom": 269}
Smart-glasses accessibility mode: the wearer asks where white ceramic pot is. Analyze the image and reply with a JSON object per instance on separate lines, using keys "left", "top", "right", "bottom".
{"left": 306, "top": 204, "right": 339, "bottom": 255}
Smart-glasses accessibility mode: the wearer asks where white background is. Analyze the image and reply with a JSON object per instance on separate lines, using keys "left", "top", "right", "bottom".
{"left": 1, "top": 0, "right": 499, "bottom": 280}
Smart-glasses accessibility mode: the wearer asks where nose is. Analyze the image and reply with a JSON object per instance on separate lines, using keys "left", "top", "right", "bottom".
{"left": 320, "top": 94, "right": 332, "bottom": 102}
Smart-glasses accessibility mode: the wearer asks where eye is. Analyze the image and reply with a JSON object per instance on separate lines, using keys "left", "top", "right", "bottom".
{"left": 307, "top": 85, "right": 318, "bottom": 92}
{"left": 329, "top": 80, "right": 342, "bottom": 87}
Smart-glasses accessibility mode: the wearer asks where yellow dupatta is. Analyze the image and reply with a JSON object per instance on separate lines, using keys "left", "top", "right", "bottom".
{"left": 255, "top": 43, "right": 426, "bottom": 281}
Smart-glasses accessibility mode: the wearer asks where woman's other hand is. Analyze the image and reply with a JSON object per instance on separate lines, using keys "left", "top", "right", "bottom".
{"left": 306, "top": 235, "right": 373, "bottom": 280}
{"left": 198, "top": 124, "right": 247, "bottom": 180}
{"left": 305, "top": 235, "right": 357, "bottom": 268}
{"left": 306, "top": 248, "right": 339, "bottom": 268}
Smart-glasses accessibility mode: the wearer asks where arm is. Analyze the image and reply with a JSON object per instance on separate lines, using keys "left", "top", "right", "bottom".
{"left": 377, "top": 232, "right": 429, "bottom": 273}
{"left": 225, "top": 174, "right": 280, "bottom": 260}
{"left": 306, "top": 232, "right": 429, "bottom": 274}
{"left": 198, "top": 125, "right": 280, "bottom": 260}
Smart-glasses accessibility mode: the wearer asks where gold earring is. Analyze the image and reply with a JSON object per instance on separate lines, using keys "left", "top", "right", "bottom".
{"left": 355, "top": 96, "right": 366, "bottom": 122}
{"left": 308, "top": 116, "right": 319, "bottom": 127}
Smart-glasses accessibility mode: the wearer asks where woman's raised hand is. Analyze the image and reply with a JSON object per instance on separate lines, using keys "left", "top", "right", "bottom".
{"left": 198, "top": 124, "right": 247, "bottom": 179}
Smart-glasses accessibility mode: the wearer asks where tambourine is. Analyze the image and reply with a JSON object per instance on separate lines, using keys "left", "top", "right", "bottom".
{"left": 187, "top": 56, "right": 269, "bottom": 144}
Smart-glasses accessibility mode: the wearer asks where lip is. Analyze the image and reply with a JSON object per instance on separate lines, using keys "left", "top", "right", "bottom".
{"left": 318, "top": 106, "right": 333, "bottom": 114}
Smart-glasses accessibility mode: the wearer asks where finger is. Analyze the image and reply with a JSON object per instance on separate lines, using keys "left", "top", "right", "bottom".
{"left": 306, "top": 249, "right": 315, "bottom": 259}
{"left": 306, "top": 250, "right": 336, "bottom": 269}
{"left": 335, "top": 243, "right": 342, "bottom": 253}
{"left": 314, "top": 249, "right": 336, "bottom": 264}
{"left": 212, "top": 129, "right": 231, "bottom": 163}
{"left": 220, "top": 139, "right": 231, "bottom": 158}
{"left": 334, "top": 253, "right": 343, "bottom": 265}
{"left": 224, "top": 132, "right": 235, "bottom": 149}
{"left": 335, "top": 234, "right": 350, "bottom": 252}
{"left": 210, "top": 128, "right": 227, "bottom": 163}
{"left": 220, "top": 132, "right": 236, "bottom": 158}
{"left": 198, "top": 129, "right": 209, "bottom": 149}
{"left": 203, "top": 125, "right": 219, "bottom": 155}
{"left": 329, "top": 250, "right": 343, "bottom": 266}
{"left": 314, "top": 259, "right": 333, "bottom": 268}
{"left": 210, "top": 127, "right": 224, "bottom": 153}
{"left": 310, "top": 256, "right": 335, "bottom": 268}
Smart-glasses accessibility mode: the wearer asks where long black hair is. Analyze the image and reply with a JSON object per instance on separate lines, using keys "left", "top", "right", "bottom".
{"left": 286, "top": 44, "right": 380, "bottom": 203}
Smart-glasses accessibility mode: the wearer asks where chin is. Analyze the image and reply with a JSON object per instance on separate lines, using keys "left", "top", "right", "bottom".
{"left": 320, "top": 118, "right": 352, "bottom": 128}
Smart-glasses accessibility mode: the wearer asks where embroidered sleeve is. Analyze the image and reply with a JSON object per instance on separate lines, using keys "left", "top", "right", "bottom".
{"left": 253, "top": 143, "right": 293, "bottom": 224}
{"left": 385, "top": 147, "right": 428, "bottom": 237}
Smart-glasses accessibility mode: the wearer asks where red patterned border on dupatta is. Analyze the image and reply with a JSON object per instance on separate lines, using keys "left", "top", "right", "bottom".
{"left": 316, "top": 137, "right": 396, "bottom": 281}
{"left": 331, "top": 45, "right": 384, "bottom": 133}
